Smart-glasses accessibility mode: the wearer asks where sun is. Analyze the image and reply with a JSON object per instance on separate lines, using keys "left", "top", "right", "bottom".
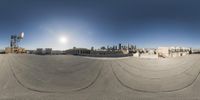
{"left": 59, "top": 36, "right": 68, "bottom": 44}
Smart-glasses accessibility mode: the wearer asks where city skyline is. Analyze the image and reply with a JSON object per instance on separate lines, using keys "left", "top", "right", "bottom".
{"left": 1, "top": 0, "right": 200, "bottom": 50}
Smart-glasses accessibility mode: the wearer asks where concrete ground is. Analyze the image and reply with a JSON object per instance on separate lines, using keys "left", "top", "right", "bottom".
{"left": 0, "top": 54, "right": 200, "bottom": 100}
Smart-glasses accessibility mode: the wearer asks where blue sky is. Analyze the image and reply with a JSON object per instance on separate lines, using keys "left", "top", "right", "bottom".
{"left": 0, "top": 0, "right": 200, "bottom": 50}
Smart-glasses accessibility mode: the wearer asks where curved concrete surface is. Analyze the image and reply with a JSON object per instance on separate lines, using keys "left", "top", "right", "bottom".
{"left": 111, "top": 56, "right": 200, "bottom": 92}
{"left": 1, "top": 54, "right": 200, "bottom": 100}
{"left": 9, "top": 55, "right": 103, "bottom": 93}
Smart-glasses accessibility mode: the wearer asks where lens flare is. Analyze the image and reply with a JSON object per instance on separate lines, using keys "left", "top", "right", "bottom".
{"left": 59, "top": 36, "right": 68, "bottom": 44}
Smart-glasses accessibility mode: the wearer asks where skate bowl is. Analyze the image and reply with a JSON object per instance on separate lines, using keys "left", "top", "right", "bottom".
{"left": 3, "top": 54, "right": 200, "bottom": 93}
{"left": 7, "top": 54, "right": 103, "bottom": 93}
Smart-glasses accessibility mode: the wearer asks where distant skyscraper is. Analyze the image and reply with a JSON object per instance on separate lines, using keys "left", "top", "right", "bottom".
{"left": 128, "top": 43, "right": 130, "bottom": 50}
{"left": 112, "top": 45, "right": 117, "bottom": 50}
{"left": 107, "top": 45, "right": 109, "bottom": 50}
{"left": 119, "top": 43, "right": 122, "bottom": 50}
{"left": 114, "top": 45, "right": 117, "bottom": 50}
{"left": 91, "top": 46, "right": 94, "bottom": 51}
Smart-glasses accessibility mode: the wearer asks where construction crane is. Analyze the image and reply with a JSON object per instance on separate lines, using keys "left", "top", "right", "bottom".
{"left": 10, "top": 32, "right": 24, "bottom": 48}
{"left": 5, "top": 32, "right": 25, "bottom": 53}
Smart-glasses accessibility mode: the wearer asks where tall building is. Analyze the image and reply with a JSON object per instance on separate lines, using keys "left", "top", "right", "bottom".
{"left": 130, "top": 44, "right": 136, "bottom": 50}
{"left": 119, "top": 43, "right": 122, "bottom": 50}
{"left": 91, "top": 46, "right": 94, "bottom": 51}
{"left": 128, "top": 43, "right": 130, "bottom": 50}
{"left": 114, "top": 45, "right": 117, "bottom": 50}
{"left": 107, "top": 45, "right": 110, "bottom": 50}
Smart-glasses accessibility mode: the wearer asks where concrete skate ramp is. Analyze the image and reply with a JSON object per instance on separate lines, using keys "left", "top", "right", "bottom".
{"left": 5, "top": 54, "right": 200, "bottom": 93}
{"left": 111, "top": 55, "right": 200, "bottom": 92}
{"left": 8, "top": 55, "right": 103, "bottom": 93}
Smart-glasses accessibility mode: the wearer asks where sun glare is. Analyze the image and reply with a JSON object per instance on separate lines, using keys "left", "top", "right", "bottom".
{"left": 59, "top": 36, "right": 68, "bottom": 44}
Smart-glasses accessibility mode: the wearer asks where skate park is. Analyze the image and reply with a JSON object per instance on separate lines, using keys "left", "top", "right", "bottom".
{"left": 1, "top": 54, "right": 200, "bottom": 100}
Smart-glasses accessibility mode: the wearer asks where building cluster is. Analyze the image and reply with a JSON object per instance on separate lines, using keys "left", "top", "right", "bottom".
{"left": 191, "top": 49, "right": 200, "bottom": 54}
{"left": 133, "top": 46, "right": 192, "bottom": 58}
{"left": 33, "top": 48, "right": 66, "bottom": 55}
{"left": 22, "top": 46, "right": 192, "bottom": 58}
{"left": 98, "top": 43, "right": 136, "bottom": 52}
{"left": 65, "top": 47, "right": 91, "bottom": 55}
{"left": 1, "top": 32, "right": 197, "bottom": 58}
{"left": 65, "top": 43, "right": 136, "bottom": 57}
{"left": 35, "top": 48, "right": 52, "bottom": 55}
{"left": 157, "top": 47, "right": 192, "bottom": 58}
{"left": 0, "top": 33, "right": 196, "bottom": 58}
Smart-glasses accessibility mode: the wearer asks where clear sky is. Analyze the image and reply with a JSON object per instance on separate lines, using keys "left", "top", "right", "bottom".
{"left": 0, "top": 0, "right": 200, "bottom": 50}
